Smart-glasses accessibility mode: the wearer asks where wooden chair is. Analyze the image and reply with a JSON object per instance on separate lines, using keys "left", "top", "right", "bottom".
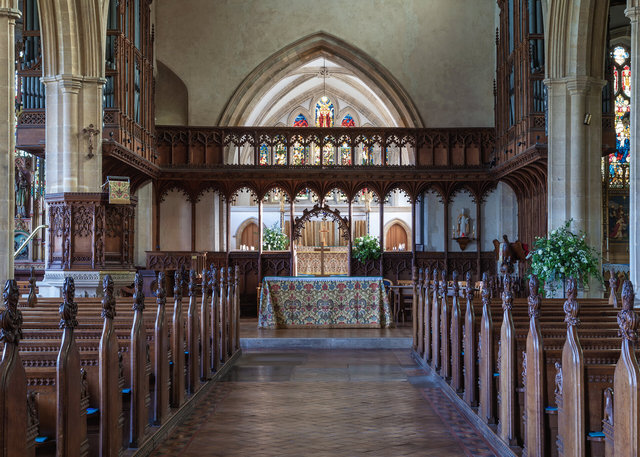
{"left": 396, "top": 280, "right": 414, "bottom": 323}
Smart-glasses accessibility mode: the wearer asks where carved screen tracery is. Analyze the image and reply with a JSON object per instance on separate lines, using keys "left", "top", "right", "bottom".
{"left": 292, "top": 204, "right": 350, "bottom": 244}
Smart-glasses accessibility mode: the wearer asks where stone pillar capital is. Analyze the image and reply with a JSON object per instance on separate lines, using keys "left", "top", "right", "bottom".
{"left": 544, "top": 76, "right": 605, "bottom": 95}
{"left": 0, "top": 7, "right": 20, "bottom": 19}
{"left": 41, "top": 74, "right": 106, "bottom": 90}
{"left": 625, "top": 5, "right": 640, "bottom": 22}
{"left": 566, "top": 76, "right": 605, "bottom": 95}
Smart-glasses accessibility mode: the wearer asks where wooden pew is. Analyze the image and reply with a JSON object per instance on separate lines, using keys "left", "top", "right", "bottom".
{"left": 0, "top": 264, "right": 242, "bottom": 457}
{"left": 99, "top": 275, "right": 123, "bottom": 457}
{"left": 450, "top": 271, "right": 462, "bottom": 393}
{"left": 413, "top": 269, "right": 636, "bottom": 457}
{"left": 56, "top": 277, "right": 89, "bottom": 457}
{"left": 0, "top": 280, "right": 30, "bottom": 457}
{"left": 463, "top": 271, "right": 477, "bottom": 407}
{"left": 130, "top": 272, "right": 149, "bottom": 446}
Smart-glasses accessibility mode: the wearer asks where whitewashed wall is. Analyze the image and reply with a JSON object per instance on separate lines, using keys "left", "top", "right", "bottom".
{"left": 449, "top": 189, "right": 476, "bottom": 253}
{"left": 481, "top": 182, "right": 518, "bottom": 251}
{"left": 195, "top": 190, "right": 218, "bottom": 251}
{"left": 422, "top": 190, "right": 445, "bottom": 251}
{"left": 159, "top": 189, "right": 191, "bottom": 251}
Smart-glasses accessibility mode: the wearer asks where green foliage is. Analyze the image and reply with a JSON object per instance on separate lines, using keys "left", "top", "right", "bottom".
{"left": 528, "top": 219, "right": 602, "bottom": 291}
{"left": 352, "top": 234, "right": 382, "bottom": 262}
{"left": 262, "top": 224, "right": 289, "bottom": 251}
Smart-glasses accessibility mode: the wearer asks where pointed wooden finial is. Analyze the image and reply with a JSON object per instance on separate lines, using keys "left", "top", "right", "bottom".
{"left": 133, "top": 272, "right": 145, "bottom": 311}
{"left": 563, "top": 278, "right": 579, "bottom": 327}
{"left": 174, "top": 270, "right": 182, "bottom": 299}
{"left": 0, "top": 280, "right": 23, "bottom": 343}
{"left": 156, "top": 272, "right": 166, "bottom": 306}
{"left": 502, "top": 274, "right": 513, "bottom": 311}
{"left": 618, "top": 280, "right": 638, "bottom": 342}
{"left": 188, "top": 270, "right": 197, "bottom": 297}
{"left": 59, "top": 277, "right": 77, "bottom": 329}
{"left": 528, "top": 275, "right": 541, "bottom": 319}
{"left": 101, "top": 275, "right": 116, "bottom": 320}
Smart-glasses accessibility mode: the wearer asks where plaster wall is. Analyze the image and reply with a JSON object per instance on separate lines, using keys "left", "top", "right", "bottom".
{"left": 159, "top": 190, "right": 191, "bottom": 251}
{"left": 481, "top": 182, "right": 518, "bottom": 251}
{"left": 423, "top": 191, "right": 445, "bottom": 252}
{"left": 155, "top": 0, "right": 496, "bottom": 127}
{"left": 195, "top": 190, "right": 219, "bottom": 251}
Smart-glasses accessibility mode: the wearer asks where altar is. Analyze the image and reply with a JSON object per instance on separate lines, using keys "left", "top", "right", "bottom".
{"left": 258, "top": 276, "right": 393, "bottom": 328}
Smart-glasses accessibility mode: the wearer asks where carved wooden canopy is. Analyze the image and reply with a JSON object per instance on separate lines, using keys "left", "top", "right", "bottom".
{"left": 292, "top": 204, "right": 351, "bottom": 243}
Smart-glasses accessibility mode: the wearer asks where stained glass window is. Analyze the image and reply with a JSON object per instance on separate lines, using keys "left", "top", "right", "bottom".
{"left": 315, "top": 96, "right": 334, "bottom": 127}
{"left": 259, "top": 144, "right": 269, "bottom": 165}
{"left": 293, "top": 114, "right": 308, "bottom": 127}
{"left": 339, "top": 115, "right": 354, "bottom": 164}
{"left": 341, "top": 114, "right": 355, "bottom": 127}
{"left": 292, "top": 142, "right": 306, "bottom": 165}
{"left": 274, "top": 143, "right": 287, "bottom": 165}
{"left": 609, "top": 45, "right": 631, "bottom": 187}
{"left": 322, "top": 142, "right": 335, "bottom": 165}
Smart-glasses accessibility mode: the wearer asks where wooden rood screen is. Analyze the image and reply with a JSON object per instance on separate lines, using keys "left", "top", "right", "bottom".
{"left": 0, "top": 266, "right": 241, "bottom": 456}
{"left": 411, "top": 271, "right": 640, "bottom": 457}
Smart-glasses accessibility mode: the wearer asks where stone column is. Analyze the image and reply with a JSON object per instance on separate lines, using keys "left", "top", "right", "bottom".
{"left": 42, "top": 75, "right": 105, "bottom": 194}
{"left": 545, "top": 76, "right": 604, "bottom": 297}
{"left": 0, "top": 3, "right": 19, "bottom": 282}
{"left": 627, "top": 4, "right": 640, "bottom": 304}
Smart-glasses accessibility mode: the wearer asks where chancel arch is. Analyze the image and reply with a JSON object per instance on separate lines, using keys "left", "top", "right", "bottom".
{"left": 220, "top": 32, "right": 423, "bottom": 128}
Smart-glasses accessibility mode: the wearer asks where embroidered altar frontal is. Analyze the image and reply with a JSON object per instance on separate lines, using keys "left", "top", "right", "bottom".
{"left": 258, "top": 276, "right": 393, "bottom": 328}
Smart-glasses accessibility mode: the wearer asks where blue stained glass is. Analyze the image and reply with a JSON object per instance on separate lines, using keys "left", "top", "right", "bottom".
{"left": 293, "top": 114, "right": 308, "bottom": 127}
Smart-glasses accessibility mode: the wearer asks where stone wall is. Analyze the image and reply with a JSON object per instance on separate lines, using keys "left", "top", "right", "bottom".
{"left": 155, "top": 0, "right": 497, "bottom": 128}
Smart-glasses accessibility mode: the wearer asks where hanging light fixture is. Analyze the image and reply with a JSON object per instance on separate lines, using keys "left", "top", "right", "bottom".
{"left": 318, "top": 57, "right": 329, "bottom": 103}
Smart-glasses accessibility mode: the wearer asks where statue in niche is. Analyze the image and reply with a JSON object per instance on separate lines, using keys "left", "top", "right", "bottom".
{"left": 456, "top": 210, "right": 470, "bottom": 238}
{"left": 15, "top": 166, "right": 30, "bottom": 218}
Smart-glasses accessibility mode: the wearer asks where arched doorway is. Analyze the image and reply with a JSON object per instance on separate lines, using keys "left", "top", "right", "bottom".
{"left": 238, "top": 221, "right": 259, "bottom": 250}
{"left": 385, "top": 222, "right": 408, "bottom": 251}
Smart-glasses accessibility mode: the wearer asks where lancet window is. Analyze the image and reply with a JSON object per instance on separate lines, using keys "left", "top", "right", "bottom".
{"left": 608, "top": 45, "right": 631, "bottom": 188}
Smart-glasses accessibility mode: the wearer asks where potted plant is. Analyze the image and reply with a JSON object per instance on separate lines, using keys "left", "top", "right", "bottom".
{"left": 527, "top": 220, "right": 602, "bottom": 297}
{"left": 262, "top": 224, "right": 289, "bottom": 251}
{"left": 352, "top": 234, "right": 382, "bottom": 262}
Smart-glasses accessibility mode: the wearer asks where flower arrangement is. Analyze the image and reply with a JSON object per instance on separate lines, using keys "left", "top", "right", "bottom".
{"left": 527, "top": 220, "right": 602, "bottom": 295}
{"left": 262, "top": 224, "right": 289, "bottom": 251}
{"left": 352, "top": 234, "right": 382, "bottom": 262}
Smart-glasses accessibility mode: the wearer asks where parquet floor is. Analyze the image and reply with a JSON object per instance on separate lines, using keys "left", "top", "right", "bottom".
{"left": 151, "top": 349, "right": 500, "bottom": 457}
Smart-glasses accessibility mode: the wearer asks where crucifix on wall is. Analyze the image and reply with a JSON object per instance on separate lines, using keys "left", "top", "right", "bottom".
{"left": 83, "top": 124, "right": 100, "bottom": 159}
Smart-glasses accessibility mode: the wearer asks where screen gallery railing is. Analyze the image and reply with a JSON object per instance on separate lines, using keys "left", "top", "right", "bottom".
{"left": 154, "top": 126, "right": 495, "bottom": 168}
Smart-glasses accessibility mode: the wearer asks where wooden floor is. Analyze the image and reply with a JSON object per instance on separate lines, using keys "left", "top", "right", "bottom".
{"left": 239, "top": 318, "right": 413, "bottom": 338}
{"left": 151, "top": 349, "right": 502, "bottom": 457}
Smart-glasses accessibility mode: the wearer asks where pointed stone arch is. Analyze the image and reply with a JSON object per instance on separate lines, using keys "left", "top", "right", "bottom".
{"left": 38, "top": 0, "right": 110, "bottom": 78}
{"left": 219, "top": 31, "right": 423, "bottom": 128}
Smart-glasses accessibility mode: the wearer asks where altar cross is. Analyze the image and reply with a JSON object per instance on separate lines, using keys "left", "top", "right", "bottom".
{"left": 315, "top": 223, "right": 330, "bottom": 276}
